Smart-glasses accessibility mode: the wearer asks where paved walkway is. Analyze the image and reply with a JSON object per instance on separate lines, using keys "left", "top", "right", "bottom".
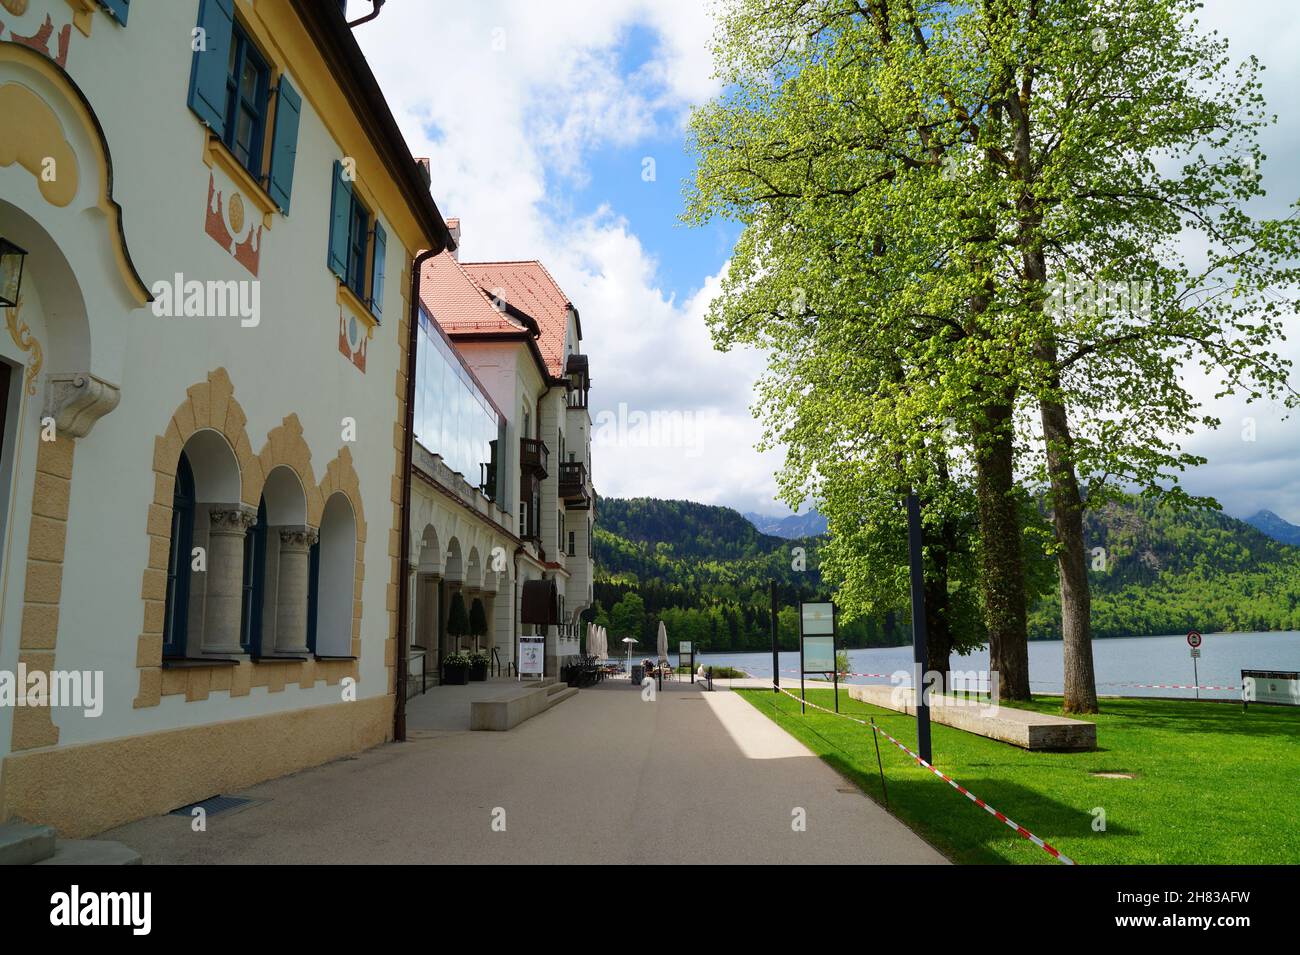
{"left": 104, "top": 679, "right": 947, "bottom": 864}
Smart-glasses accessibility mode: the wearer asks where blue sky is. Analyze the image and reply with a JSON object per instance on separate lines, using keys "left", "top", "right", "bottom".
{"left": 357, "top": 0, "right": 1300, "bottom": 524}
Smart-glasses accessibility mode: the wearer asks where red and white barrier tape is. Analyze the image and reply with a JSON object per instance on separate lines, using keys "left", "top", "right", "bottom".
{"left": 744, "top": 668, "right": 1237, "bottom": 692}
{"left": 1098, "top": 681, "right": 1238, "bottom": 691}
{"left": 772, "top": 684, "right": 1076, "bottom": 865}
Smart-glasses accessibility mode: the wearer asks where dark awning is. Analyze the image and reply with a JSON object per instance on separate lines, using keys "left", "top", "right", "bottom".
{"left": 520, "top": 578, "right": 559, "bottom": 626}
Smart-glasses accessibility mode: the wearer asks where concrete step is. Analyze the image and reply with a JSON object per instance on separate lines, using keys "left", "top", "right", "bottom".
{"left": 470, "top": 681, "right": 577, "bottom": 731}
{"left": 547, "top": 685, "right": 579, "bottom": 706}
{"left": 0, "top": 821, "right": 56, "bottom": 865}
{"left": 35, "top": 839, "right": 141, "bottom": 866}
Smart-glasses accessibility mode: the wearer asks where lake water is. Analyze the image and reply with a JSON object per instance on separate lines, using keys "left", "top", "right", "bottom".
{"left": 663, "top": 631, "right": 1300, "bottom": 701}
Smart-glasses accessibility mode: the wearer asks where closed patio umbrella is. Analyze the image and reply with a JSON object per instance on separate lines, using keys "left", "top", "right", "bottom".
{"left": 657, "top": 620, "right": 668, "bottom": 663}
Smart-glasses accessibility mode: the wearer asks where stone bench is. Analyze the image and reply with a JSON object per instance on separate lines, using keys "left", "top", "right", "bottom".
{"left": 469, "top": 680, "right": 578, "bottom": 731}
{"left": 846, "top": 684, "right": 1096, "bottom": 751}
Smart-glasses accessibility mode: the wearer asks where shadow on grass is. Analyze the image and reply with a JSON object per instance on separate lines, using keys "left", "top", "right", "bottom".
{"left": 1010, "top": 695, "right": 1300, "bottom": 742}
{"left": 815, "top": 750, "right": 1136, "bottom": 865}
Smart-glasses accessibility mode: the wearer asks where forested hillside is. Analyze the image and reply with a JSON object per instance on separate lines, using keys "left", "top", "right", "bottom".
{"left": 587, "top": 496, "right": 1300, "bottom": 652}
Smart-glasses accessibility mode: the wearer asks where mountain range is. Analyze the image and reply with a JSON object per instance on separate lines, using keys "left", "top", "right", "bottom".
{"left": 1243, "top": 509, "right": 1300, "bottom": 547}
{"left": 742, "top": 509, "right": 828, "bottom": 539}
{"left": 591, "top": 495, "right": 1300, "bottom": 649}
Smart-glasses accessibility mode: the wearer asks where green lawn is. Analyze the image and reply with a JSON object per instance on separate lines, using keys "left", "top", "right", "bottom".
{"left": 737, "top": 688, "right": 1300, "bottom": 865}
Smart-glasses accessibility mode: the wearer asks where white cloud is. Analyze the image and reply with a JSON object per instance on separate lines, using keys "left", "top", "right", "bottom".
{"left": 352, "top": 0, "right": 786, "bottom": 514}
{"left": 351, "top": 0, "right": 1300, "bottom": 523}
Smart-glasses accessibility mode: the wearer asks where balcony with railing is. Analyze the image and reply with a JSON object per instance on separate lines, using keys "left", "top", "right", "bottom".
{"left": 558, "top": 461, "right": 590, "bottom": 508}
{"left": 565, "top": 353, "right": 590, "bottom": 410}
{"left": 520, "top": 437, "right": 549, "bottom": 479}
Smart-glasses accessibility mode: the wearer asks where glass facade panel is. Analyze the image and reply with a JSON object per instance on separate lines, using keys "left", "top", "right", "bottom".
{"left": 414, "top": 306, "right": 504, "bottom": 501}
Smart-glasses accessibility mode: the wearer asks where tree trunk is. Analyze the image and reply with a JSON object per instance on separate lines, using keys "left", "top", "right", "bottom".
{"left": 924, "top": 562, "right": 952, "bottom": 690}
{"left": 1036, "top": 373, "right": 1099, "bottom": 713}
{"left": 971, "top": 399, "right": 1031, "bottom": 700}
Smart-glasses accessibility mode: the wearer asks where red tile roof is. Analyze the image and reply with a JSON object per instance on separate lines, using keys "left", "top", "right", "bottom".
{"left": 418, "top": 251, "right": 523, "bottom": 336}
{"left": 461, "top": 260, "right": 573, "bottom": 378}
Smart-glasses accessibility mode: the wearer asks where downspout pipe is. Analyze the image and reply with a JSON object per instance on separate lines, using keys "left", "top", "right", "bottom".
{"left": 347, "top": 0, "right": 385, "bottom": 29}
{"left": 395, "top": 248, "right": 437, "bottom": 742}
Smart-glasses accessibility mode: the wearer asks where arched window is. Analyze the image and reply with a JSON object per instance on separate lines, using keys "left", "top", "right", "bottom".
{"left": 240, "top": 498, "right": 268, "bottom": 654}
{"left": 312, "top": 492, "right": 356, "bottom": 657}
{"left": 163, "top": 452, "right": 196, "bottom": 657}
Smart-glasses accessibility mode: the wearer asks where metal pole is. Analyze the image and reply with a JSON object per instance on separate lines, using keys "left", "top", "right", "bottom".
{"left": 1193, "top": 654, "right": 1200, "bottom": 701}
{"left": 770, "top": 579, "right": 780, "bottom": 693}
{"left": 870, "top": 718, "right": 890, "bottom": 811}
{"left": 833, "top": 603, "right": 839, "bottom": 713}
{"left": 906, "top": 492, "right": 932, "bottom": 764}
{"left": 798, "top": 602, "right": 806, "bottom": 714}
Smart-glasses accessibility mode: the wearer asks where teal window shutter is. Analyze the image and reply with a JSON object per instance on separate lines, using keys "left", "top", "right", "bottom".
{"left": 267, "top": 76, "right": 301, "bottom": 213}
{"left": 98, "top": 0, "right": 129, "bottom": 25}
{"left": 369, "top": 221, "right": 387, "bottom": 319}
{"left": 327, "top": 160, "right": 353, "bottom": 281}
{"left": 187, "top": 0, "right": 235, "bottom": 137}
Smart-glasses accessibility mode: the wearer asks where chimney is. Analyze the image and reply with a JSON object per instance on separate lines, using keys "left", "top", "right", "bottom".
{"left": 446, "top": 217, "right": 461, "bottom": 260}
{"left": 414, "top": 156, "right": 432, "bottom": 188}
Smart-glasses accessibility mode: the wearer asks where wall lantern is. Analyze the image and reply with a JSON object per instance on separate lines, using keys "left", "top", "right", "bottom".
{"left": 0, "top": 238, "right": 27, "bottom": 309}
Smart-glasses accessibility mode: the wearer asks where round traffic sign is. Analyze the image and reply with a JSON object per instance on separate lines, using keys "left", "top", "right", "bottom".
{"left": 1187, "top": 630, "right": 1202, "bottom": 648}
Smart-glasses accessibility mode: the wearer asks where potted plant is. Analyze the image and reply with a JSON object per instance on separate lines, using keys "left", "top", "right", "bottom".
{"left": 442, "top": 651, "right": 471, "bottom": 686}
{"left": 469, "top": 597, "right": 489, "bottom": 648}
{"left": 469, "top": 650, "right": 490, "bottom": 682}
{"left": 447, "top": 590, "right": 470, "bottom": 652}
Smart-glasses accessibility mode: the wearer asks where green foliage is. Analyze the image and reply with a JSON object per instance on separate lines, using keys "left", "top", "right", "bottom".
{"left": 743, "top": 689, "right": 1300, "bottom": 864}
{"left": 469, "top": 597, "right": 488, "bottom": 638}
{"left": 598, "top": 494, "right": 1300, "bottom": 648}
{"left": 1031, "top": 499, "right": 1300, "bottom": 638}
{"left": 609, "top": 591, "right": 646, "bottom": 643}
{"left": 597, "top": 497, "right": 914, "bottom": 651}
{"left": 446, "top": 591, "right": 469, "bottom": 639}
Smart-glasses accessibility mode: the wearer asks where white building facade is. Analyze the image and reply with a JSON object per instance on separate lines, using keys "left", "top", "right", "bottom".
{"left": 415, "top": 226, "right": 596, "bottom": 679}
{"left": 0, "top": 0, "right": 455, "bottom": 835}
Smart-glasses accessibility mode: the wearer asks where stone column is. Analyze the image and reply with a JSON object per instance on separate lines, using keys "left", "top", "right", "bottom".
{"left": 203, "top": 504, "right": 257, "bottom": 655}
{"left": 273, "top": 526, "right": 317, "bottom": 655}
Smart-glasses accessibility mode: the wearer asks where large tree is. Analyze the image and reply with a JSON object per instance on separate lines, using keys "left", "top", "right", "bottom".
{"left": 687, "top": 0, "right": 1300, "bottom": 711}
{"left": 941, "top": 0, "right": 1300, "bottom": 710}
{"left": 686, "top": 0, "right": 1041, "bottom": 697}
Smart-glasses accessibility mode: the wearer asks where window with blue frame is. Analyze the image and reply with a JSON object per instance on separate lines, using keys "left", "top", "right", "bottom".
{"left": 163, "top": 453, "right": 196, "bottom": 657}
{"left": 327, "top": 160, "right": 387, "bottom": 318}
{"left": 240, "top": 499, "right": 268, "bottom": 654}
{"left": 187, "top": 0, "right": 302, "bottom": 213}
{"left": 222, "top": 24, "right": 271, "bottom": 178}
{"left": 347, "top": 198, "right": 370, "bottom": 300}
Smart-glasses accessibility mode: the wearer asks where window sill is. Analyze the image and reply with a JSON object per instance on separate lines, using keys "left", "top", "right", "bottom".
{"left": 313, "top": 654, "right": 358, "bottom": 662}
{"left": 336, "top": 280, "right": 380, "bottom": 329}
{"left": 201, "top": 133, "right": 279, "bottom": 230}
{"left": 250, "top": 655, "right": 309, "bottom": 664}
{"left": 162, "top": 656, "right": 242, "bottom": 669}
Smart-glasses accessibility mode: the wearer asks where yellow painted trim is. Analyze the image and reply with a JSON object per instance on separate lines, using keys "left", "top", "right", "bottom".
{"left": 0, "top": 42, "right": 151, "bottom": 306}
{"left": 0, "top": 694, "right": 392, "bottom": 838}
{"left": 136, "top": 370, "right": 367, "bottom": 707}
{"left": 337, "top": 281, "right": 378, "bottom": 338}
{"left": 242, "top": 1, "right": 431, "bottom": 255}
{"left": 201, "top": 134, "right": 276, "bottom": 231}
{"left": 63, "top": 0, "right": 97, "bottom": 37}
